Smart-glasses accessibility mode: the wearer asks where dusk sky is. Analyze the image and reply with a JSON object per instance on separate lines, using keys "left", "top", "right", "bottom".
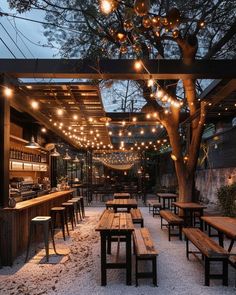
{"left": 0, "top": 1, "right": 57, "bottom": 58}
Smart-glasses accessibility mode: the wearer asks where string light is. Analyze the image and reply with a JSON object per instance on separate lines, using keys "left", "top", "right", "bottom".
{"left": 4, "top": 87, "right": 13, "bottom": 97}
{"left": 57, "top": 108, "right": 64, "bottom": 116}
{"left": 134, "top": 60, "right": 142, "bottom": 70}
{"left": 31, "top": 100, "right": 39, "bottom": 109}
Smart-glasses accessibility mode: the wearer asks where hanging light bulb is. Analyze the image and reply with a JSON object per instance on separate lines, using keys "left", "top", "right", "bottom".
{"left": 73, "top": 155, "right": 80, "bottom": 163}
{"left": 134, "top": 60, "right": 142, "bottom": 70}
{"left": 4, "top": 87, "right": 13, "bottom": 97}
{"left": 99, "top": 0, "right": 118, "bottom": 15}
{"left": 124, "top": 19, "right": 134, "bottom": 31}
{"left": 142, "top": 16, "right": 152, "bottom": 28}
{"left": 147, "top": 78, "right": 154, "bottom": 87}
{"left": 134, "top": 0, "right": 150, "bottom": 16}
{"left": 25, "top": 136, "right": 40, "bottom": 149}
{"left": 63, "top": 150, "right": 71, "bottom": 160}
{"left": 51, "top": 148, "right": 60, "bottom": 157}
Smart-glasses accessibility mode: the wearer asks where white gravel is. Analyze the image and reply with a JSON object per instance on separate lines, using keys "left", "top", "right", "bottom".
{"left": 0, "top": 207, "right": 235, "bottom": 295}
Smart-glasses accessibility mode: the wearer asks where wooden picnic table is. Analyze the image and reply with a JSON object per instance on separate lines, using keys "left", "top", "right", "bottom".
{"left": 113, "top": 192, "right": 131, "bottom": 199}
{"left": 156, "top": 193, "right": 178, "bottom": 210}
{"left": 201, "top": 216, "right": 236, "bottom": 251}
{"left": 172, "top": 202, "right": 207, "bottom": 228}
{"left": 95, "top": 209, "right": 134, "bottom": 286}
{"left": 106, "top": 199, "right": 138, "bottom": 212}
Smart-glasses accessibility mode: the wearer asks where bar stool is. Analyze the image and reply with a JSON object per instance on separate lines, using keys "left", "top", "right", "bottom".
{"left": 50, "top": 207, "right": 69, "bottom": 241}
{"left": 75, "top": 196, "right": 85, "bottom": 218}
{"left": 67, "top": 199, "right": 79, "bottom": 224}
{"left": 25, "top": 216, "right": 56, "bottom": 263}
{"left": 61, "top": 202, "right": 76, "bottom": 230}
{"left": 71, "top": 197, "right": 83, "bottom": 219}
{"left": 68, "top": 199, "right": 82, "bottom": 223}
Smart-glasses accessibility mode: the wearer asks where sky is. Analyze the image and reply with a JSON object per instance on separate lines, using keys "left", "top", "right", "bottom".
{"left": 0, "top": 1, "right": 57, "bottom": 58}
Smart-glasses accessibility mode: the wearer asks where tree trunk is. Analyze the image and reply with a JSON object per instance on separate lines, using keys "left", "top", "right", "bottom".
{"left": 177, "top": 170, "right": 194, "bottom": 203}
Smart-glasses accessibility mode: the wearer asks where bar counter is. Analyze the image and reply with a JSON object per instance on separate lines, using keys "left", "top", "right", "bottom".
{"left": 0, "top": 189, "right": 75, "bottom": 266}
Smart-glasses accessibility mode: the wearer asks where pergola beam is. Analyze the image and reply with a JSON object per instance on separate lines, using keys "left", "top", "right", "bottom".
{"left": 1, "top": 59, "right": 236, "bottom": 79}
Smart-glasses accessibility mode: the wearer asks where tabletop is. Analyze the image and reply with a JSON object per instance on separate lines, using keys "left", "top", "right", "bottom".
{"left": 157, "top": 193, "right": 178, "bottom": 198}
{"left": 113, "top": 192, "right": 131, "bottom": 199}
{"left": 106, "top": 199, "right": 138, "bottom": 206}
{"left": 172, "top": 202, "right": 207, "bottom": 210}
{"left": 95, "top": 209, "right": 134, "bottom": 232}
{"left": 201, "top": 216, "right": 236, "bottom": 239}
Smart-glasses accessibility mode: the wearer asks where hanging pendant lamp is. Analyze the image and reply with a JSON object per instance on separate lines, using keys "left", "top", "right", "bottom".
{"left": 63, "top": 150, "right": 71, "bottom": 160}
{"left": 25, "top": 136, "right": 40, "bottom": 149}
{"left": 51, "top": 148, "right": 60, "bottom": 157}
{"left": 73, "top": 155, "right": 80, "bottom": 163}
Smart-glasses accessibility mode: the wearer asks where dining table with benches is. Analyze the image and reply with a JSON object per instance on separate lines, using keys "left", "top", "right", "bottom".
{"left": 95, "top": 209, "right": 134, "bottom": 286}
{"left": 106, "top": 199, "right": 138, "bottom": 212}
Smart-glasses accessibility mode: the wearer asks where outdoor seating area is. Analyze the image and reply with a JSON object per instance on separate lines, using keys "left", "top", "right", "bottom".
{"left": 0, "top": 0, "right": 236, "bottom": 294}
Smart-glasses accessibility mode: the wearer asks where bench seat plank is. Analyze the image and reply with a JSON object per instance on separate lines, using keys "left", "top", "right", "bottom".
{"left": 183, "top": 228, "right": 229, "bottom": 258}
{"left": 134, "top": 228, "right": 158, "bottom": 257}
{"left": 160, "top": 210, "right": 183, "bottom": 224}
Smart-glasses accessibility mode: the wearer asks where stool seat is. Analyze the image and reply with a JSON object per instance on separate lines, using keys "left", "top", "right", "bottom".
{"left": 51, "top": 207, "right": 65, "bottom": 211}
{"left": 32, "top": 216, "right": 51, "bottom": 222}
{"left": 67, "top": 199, "right": 78, "bottom": 204}
{"left": 62, "top": 202, "right": 74, "bottom": 206}
{"left": 25, "top": 216, "right": 56, "bottom": 263}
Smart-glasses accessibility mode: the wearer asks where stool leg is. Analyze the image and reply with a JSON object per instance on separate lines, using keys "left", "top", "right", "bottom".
{"left": 78, "top": 202, "right": 82, "bottom": 221}
{"left": 70, "top": 208, "right": 74, "bottom": 230}
{"left": 64, "top": 211, "right": 70, "bottom": 236}
{"left": 76, "top": 205, "right": 79, "bottom": 224}
{"left": 43, "top": 223, "right": 50, "bottom": 262}
{"left": 135, "top": 256, "right": 138, "bottom": 287}
{"left": 25, "top": 223, "right": 34, "bottom": 263}
{"left": 81, "top": 198, "right": 85, "bottom": 218}
{"left": 60, "top": 212, "right": 66, "bottom": 241}
{"left": 49, "top": 220, "right": 57, "bottom": 254}
{"left": 51, "top": 211, "right": 56, "bottom": 236}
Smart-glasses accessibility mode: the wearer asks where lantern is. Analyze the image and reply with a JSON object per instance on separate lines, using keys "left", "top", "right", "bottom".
{"left": 142, "top": 16, "right": 152, "bottom": 28}
{"left": 124, "top": 19, "right": 134, "bottom": 31}
{"left": 168, "top": 7, "right": 181, "bottom": 27}
{"left": 134, "top": 0, "right": 150, "bottom": 17}
{"left": 99, "top": 0, "right": 118, "bottom": 15}
{"left": 120, "top": 44, "right": 128, "bottom": 54}
{"left": 116, "top": 32, "right": 127, "bottom": 43}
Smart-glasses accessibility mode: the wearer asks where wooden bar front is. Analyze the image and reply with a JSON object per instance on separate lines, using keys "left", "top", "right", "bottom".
{"left": 0, "top": 190, "right": 75, "bottom": 266}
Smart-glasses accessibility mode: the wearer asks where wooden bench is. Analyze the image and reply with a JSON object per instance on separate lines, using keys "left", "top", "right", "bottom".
{"left": 160, "top": 210, "right": 184, "bottom": 241}
{"left": 133, "top": 228, "right": 158, "bottom": 286}
{"left": 130, "top": 208, "right": 144, "bottom": 227}
{"left": 147, "top": 200, "right": 162, "bottom": 217}
{"left": 183, "top": 228, "right": 229, "bottom": 286}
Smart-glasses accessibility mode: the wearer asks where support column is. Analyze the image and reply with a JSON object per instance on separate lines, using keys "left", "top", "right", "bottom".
{"left": 0, "top": 81, "right": 10, "bottom": 208}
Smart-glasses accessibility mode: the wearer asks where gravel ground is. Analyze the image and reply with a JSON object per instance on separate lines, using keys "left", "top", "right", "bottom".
{"left": 0, "top": 207, "right": 235, "bottom": 295}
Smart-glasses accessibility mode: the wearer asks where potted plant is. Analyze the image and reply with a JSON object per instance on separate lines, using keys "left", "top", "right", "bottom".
{"left": 217, "top": 182, "right": 236, "bottom": 217}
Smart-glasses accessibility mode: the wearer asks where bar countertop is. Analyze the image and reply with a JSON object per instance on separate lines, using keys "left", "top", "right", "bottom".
{"left": 3, "top": 189, "right": 75, "bottom": 211}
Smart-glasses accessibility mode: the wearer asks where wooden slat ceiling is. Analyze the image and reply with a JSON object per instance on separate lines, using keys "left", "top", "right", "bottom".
{"left": 20, "top": 83, "right": 111, "bottom": 147}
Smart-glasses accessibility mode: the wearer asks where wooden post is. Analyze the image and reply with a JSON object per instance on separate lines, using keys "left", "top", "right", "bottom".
{"left": 0, "top": 78, "right": 10, "bottom": 208}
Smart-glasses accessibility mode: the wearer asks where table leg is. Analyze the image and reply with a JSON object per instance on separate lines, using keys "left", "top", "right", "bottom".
{"left": 126, "top": 233, "right": 132, "bottom": 285}
{"left": 228, "top": 239, "right": 235, "bottom": 252}
{"left": 101, "top": 232, "right": 107, "bottom": 286}
{"left": 200, "top": 209, "right": 203, "bottom": 230}
{"left": 218, "top": 231, "right": 224, "bottom": 248}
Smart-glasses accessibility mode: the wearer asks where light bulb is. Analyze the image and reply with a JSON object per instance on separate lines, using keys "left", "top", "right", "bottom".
{"left": 31, "top": 100, "right": 39, "bottom": 109}
{"left": 99, "top": 0, "right": 118, "bottom": 15}
{"left": 134, "top": 60, "right": 142, "bottom": 71}
{"left": 4, "top": 87, "right": 13, "bottom": 97}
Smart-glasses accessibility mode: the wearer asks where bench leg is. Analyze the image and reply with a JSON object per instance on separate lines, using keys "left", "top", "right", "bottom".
{"left": 186, "top": 238, "right": 189, "bottom": 259}
{"left": 135, "top": 256, "right": 138, "bottom": 287}
{"left": 160, "top": 216, "right": 163, "bottom": 229}
{"left": 141, "top": 220, "right": 144, "bottom": 228}
{"left": 223, "top": 259, "right": 228, "bottom": 286}
{"left": 168, "top": 225, "right": 171, "bottom": 242}
{"left": 107, "top": 236, "right": 111, "bottom": 254}
{"left": 152, "top": 257, "right": 157, "bottom": 287}
{"left": 179, "top": 225, "right": 182, "bottom": 241}
{"left": 205, "top": 257, "right": 210, "bottom": 286}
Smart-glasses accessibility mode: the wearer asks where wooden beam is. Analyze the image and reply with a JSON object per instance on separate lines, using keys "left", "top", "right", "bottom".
{"left": 0, "top": 77, "right": 10, "bottom": 208}
{"left": 1, "top": 59, "right": 236, "bottom": 79}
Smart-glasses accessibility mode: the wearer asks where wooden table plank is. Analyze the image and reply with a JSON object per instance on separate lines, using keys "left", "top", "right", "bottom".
{"left": 172, "top": 202, "right": 207, "bottom": 209}
{"left": 201, "top": 216, "right": 236, "bottom": 239}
